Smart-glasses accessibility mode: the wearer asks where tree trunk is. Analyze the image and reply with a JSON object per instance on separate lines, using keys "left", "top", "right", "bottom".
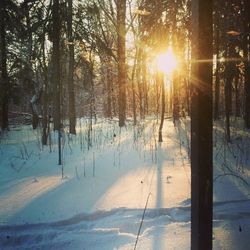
{"left": 235, "top": 76, "right": 240, "bottom": 117}
{"left": 172, "top": 73, "right": 179, "bottom": 123}
{"left": 224, "top": 45, "right": 234, "bottom": 143}
{"left": 191, "top": 1, "right": 213, "bottom": 249}
{"left": 106, "top": 61, "right": 112, "bottom": 118}
{"left": 0, "top": 0, "right": 9, "bottom": 130}
{"left": 52, "top": 0, "right": 62, "bottom": 166}
{"left": 52, "top": 0, "right": 61, "bottom": 131}
{"left": 244, "top": 58, "right": 250, "bottom": 128}
{"left": 225, "top": 77, "right": 232, "bottom": 142}
{"left": 158, "top": 73, "right": 165, "bottom": 142}
{"left": 137, "top": 48, "right": 143, "bottom": 119}
{"left": 117, "top": 0, "right": 126, "bottom": 127}
{"left": 42, "top": 35, "right": 49, "bottom": 145}
{"left": 131, "top": 51, "right": 137, "bottom": 125}
{"left": 213, "top": 7, "right": 220, "bottom": 120}
{"left": 244, "top": 0, "right": 250, "bottom": 128}
{"left": 67, "top": 0, "right": 76, "bottom": 134}
{"left": 214, "top": 41, "right": 220, "bottom": 119}
{"left": 142, "top": 50, "right": 148, "bottom": 116}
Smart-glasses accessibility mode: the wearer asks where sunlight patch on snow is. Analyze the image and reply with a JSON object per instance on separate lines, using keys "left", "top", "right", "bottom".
{"left": 94, "top": 154, "right": 190, "bottom": 212}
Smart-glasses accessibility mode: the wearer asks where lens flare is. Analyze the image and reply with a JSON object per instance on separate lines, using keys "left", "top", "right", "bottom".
{"left": 156, "top": 48, "right": 178, "bottom": 74}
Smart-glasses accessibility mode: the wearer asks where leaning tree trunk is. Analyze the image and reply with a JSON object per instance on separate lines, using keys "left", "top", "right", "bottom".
{"left": 67, "top": 0, "right": 76, "bottom": 134}
{"left": 117, "top": 0, "right": 126, "bottom": 127}
{"left": 0, "top": 0, "right": 9, "bottom": 130}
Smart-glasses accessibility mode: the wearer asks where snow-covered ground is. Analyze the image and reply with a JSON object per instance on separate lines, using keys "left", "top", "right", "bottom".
{"left": 0, "top": 118, "right": 250, "bottom": 249}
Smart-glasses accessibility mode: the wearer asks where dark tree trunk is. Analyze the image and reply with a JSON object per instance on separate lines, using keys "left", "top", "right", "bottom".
{"left": 214, "top": 62, "right": 220, "bottom": 120}
{"left": 224, "top": 44, "right": 235, "bottom": 142}
{"left": 52, "top": 0, "right": 62, "bottom": 166}
{"left": 142, "top": 50, "right": 148, "bottom": 115}
{"left": 213, "top": 5, "right": 221, "bottom": 120}
{"left": 67, "top": 0, "right": 76, "bottom": 134}
{"left": 42, "top": 35, "right": 49, "bottom": 145}
{"left": 0, "top": 0, "right": 9, "bottom": 130}
{"left": 214, "top": 29, "right": 220, "bottom": 120}
{"left": 158, "top": 73, "right": 165, "bottom": 142}
{"left": 106, "top": 61, "right": 112, "bottom": 118}
{"left": 185, "top": 77, "right": 190, "bottom": 116}
{"left": 172, "top": 73, "right": 179, "bottom": 123}
{"left": 52, "top": 0, "right": 61, "bottom": 131}
{"left": 244, "top": 59, "right": 250, "bottom": 128}
{"left": 235, "top": 76, "right": 240, "bottom": 117}
{"left": 117, "top": 0, "right": 126, "bottom": 127}
{"left": 225, "top": 76, "right": 232, "bottom": 142}
{"left": 244, "top": 0, "right": 250, "bottom": 128}
{"left": 191, "top": 1, "right": 213, "bottom": 250}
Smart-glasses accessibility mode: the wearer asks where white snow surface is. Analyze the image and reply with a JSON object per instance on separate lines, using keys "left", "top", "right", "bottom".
{"left": 0, "top": 118, "right": 250, "bottom": 249}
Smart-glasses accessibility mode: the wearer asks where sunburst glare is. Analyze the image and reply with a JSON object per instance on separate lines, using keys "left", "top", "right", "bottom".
{"left": 156, "top": 47, "right": 178, "bottom": 74}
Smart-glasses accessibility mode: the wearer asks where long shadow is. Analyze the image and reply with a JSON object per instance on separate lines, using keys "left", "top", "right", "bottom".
{"left": 4, "top": 128, "right": 149, "bottom": 224}
{"left": 153, "top": 144, "right": 164, "bottom": 249}
{"left": 1, "top": 119, "right": 193, "bottom": 249}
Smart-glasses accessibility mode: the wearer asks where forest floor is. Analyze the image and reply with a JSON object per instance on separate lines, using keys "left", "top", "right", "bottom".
{"left": 0, "top": 117, "right": 250, "bottom": 249}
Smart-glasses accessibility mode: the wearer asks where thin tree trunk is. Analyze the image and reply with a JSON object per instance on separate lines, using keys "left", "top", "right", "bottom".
{"left": 214, "top": 61, "right": 220, "bottom": 120}
{"left": 214, "top": 42, "right": 220, "bottom": 119}
{"left": 244, "top": 0, "right": 250, "bottom": 128}
{"left": 137, "top": 48, "right": 143, "bottom": 119}
{"left": 235, "top": 76, "right": 240, "bottom": 117}
{"left": 224, "top": 45, "right": 234, "bottom": 143}
{"left": 131, "top": 51, "right": 138, "bottom": 125}
{"left": 52, "top": 0, "right": 62, "bottom": 166}
{"left": 52, "top": 0, "right": 61, "bottom": 131}
{"left": 67, "top": 0, "right": 76, "bottom": 134}
{"left": 172, "top": 73, "right": 179, "bottom": 123}
{"left": 42, "top": 35, "right": 48, "bottom": 145}
{"left": 158, "top": 73, "right": 165, "bottom": 142}
{"left": 225, "top": 77, "right": 232, "bottom": 142}
{"left": 142, "top": 50, "right": 148, "bottom": 116}
{"left": 0, "top": 0, "right": 9, "bottom": 130}
{"left": 117, "top": 0, "right": 126, "bottom": 127}
{"left": 244, "top": 56, "right": 250, "bottom": 127}
{"left": 106, "top": 61, "right": 112, "bottom": 118}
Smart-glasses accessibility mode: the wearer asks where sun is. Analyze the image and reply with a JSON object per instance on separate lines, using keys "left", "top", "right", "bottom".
{"left": 156, "top": 48, "right": 178, "bottom": 74}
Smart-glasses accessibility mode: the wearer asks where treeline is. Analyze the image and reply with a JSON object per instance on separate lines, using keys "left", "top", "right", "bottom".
{"left": 0, "top": 0, "right": 250, "bottom": 144}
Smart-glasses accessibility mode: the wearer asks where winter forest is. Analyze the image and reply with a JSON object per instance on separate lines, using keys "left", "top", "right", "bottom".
{"left": 0, "top": 0, "right": 250, "bottom": 249}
